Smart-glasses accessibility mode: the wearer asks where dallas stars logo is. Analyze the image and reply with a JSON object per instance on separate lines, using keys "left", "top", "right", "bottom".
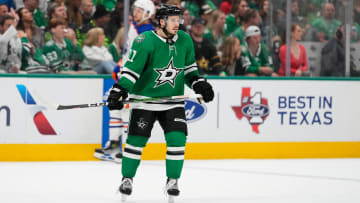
{"left": 137, "top": 118, "right": 148, "bottom": 129}
{"left": 154, "top": 58, "right": 181, "bottom": 88}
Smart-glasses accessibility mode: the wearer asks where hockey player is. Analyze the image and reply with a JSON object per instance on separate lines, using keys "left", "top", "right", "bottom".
{"left": 106, "top": 4, "right": 214, "bottom": 202}
{"left": 94, "top": 0, "right": 155, "bottom": 163}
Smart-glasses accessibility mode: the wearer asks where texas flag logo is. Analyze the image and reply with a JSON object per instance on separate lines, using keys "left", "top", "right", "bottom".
{"left": 16, "top": 84, "right": 57, "bottom": 135}
{"left": 232, "top": 87, "right": 269, "bottom": 134}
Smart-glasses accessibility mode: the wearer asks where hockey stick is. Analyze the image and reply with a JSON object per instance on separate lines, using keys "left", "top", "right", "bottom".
{"left": 54, "top": 95, "right": 203, "bottom": 110}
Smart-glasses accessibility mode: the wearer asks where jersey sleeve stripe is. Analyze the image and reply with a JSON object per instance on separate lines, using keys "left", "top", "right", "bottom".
{"left": 184, "top": 66, "right": 198, "bottom": 75}
{"left": 185, "top": 62, "right": 197, "bottom": 69}
{"left": 122, "top": 67, "right": 140, "bottom": 79}
{"left": 122, "top": 72, "right": 137, "bottom": 84}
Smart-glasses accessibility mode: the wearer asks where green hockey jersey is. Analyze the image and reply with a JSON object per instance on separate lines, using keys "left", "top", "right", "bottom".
{"left": 241, "top": 42, "right": 273, "bottom": 74}
{"left": 118, "top": 30, "right": 199, "bottom": 110}
{"left": 42, "top": 38, "right": 84, "bottom": 72}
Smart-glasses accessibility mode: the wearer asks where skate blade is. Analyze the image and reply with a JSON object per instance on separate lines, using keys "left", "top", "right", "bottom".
{"left": 121, "top": 194, "right": 129, "bottom": 202}
{"left": 94, "top": 153, "right": 121, "bottom": 163}
{"left": 168, "top": 195, "right": 175, "bottom": 203}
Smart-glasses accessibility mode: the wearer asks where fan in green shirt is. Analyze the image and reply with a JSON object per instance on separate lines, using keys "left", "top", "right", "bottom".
{"left": 233, "top": 9, "right": 261, "bottom": 45}
{"left": 311, "top": 2, "right": 341, "bottom": 42}
{"left": 184, "top": 0, "right": 216, "bottom": 18}
{"left": 225, "top": 0, "right": 249, "bottom": 36}
{"left": 43, "top": 18, "right": 89, "bottom": 74}
{"left": 203, "top": 10, "right": 226, "bottom": 49}
{"left": 241, "top": 26, "right": 275, "bottom": 76}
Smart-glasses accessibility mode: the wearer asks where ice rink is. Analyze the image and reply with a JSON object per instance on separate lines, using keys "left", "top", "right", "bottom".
{"left": 1, "top": 159, "right": 360, "bottom": 203}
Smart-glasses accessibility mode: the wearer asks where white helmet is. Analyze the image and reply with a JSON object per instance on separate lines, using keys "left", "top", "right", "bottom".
{"left": 133, "top": 0, "right": 155, "bottom": 22}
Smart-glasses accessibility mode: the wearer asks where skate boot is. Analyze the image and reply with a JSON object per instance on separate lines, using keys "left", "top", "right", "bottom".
{"left": 119, "top": 177, "right": 133, "bottom": 202}
{"left": 164, "top": 178, "right": 180, "bottom": 203}
{"left": 94, "top": 140, "right": 121, "bottom": 163}
{"left": 114, "top": 152, "right": 123, "bottom": 163}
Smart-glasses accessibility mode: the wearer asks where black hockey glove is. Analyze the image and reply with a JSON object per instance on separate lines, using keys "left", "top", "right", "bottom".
{"left": 191, "top": 76, "right": 214, "bottom": 103}
{"left": 107, "top": 84, "right": 128, "bottom": 110}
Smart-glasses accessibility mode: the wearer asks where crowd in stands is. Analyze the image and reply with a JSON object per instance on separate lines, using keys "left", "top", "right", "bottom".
{"left": 0, "top": 0, "right": 359, "bottom": 76}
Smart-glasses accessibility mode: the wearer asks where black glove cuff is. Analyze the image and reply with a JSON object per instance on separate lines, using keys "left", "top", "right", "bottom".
{"left": 190, "top": 75, "right": 206, "bottom": 89}
{"left": 112, "top": 83, "right": 127, "bottom": 92}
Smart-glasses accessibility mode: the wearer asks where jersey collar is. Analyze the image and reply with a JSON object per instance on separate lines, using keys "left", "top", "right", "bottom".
{"left": 152, "top": 31, "right": 179, "bottom": 44}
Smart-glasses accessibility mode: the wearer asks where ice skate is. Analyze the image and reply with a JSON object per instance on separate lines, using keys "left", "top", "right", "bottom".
{"left": 93, "top": 140, "right": 122, "bottom": 163}
{"left": 164, "top": 178, "right": 180, "bottom": 203}
{"left": 119, "top": 177, "right": 133, "bottom": 202}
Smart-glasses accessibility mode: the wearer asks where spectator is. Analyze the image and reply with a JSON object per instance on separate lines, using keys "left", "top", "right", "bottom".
{"left": 108, "top": 27, "right": 123, "bottom": 63}
{"left": 182, "top": 0, "right": 216, "bottom": 18}
{"left": 311, "top": 2, "right": 341, "bottom": 42}
{"left": 65, "top": 0, "right": 83, "bottom": 30}
{"left": 105, "top": 0, "right": 124, "bottom": 42}
{"left": 203, "top": 9, "right": 226, "bottom": 49}
{"left": 23, "top": 0, "right": 47, "bottom": 29}
{"left": 179, "top": 8, "right": 191, "bottom": 33}
{"left": 190, "top": 17, "right": 224, "bottom": 76}
{"left": 0, "top": 15, "right": 21, "bottom": 73}
{"left": 199, "top": 4, "right": 214, "bottom": 25}
{"left": 102, "top": 0, "right": 118, "bottom": 11}
{"left": 16, "top": 7, "right": 45, "bottom": 49}
{"left": 219, "top": 0, "right": 233, "bottom": 15}
{"left": 46, "top": 2, "right": 78, "bottom": 45}
{"left": 278, "top": 24, "right": 308, "bottom": 77}
{"left": 42, "top": 18, "right": 86, "bottom": 74}
{"left": 0, "top": 3, "right": 8, "bottom": 17}
{"left": 270, "top": 35, "right": 282, "bottom": 73}
{"left": 258, "top": 0, "right": 277, "bottom": 45}
{"left": 220, "top": 35, "right": 244, "bottom": 75}
{"left": 241, "top": 25, "right": 275, "bottom": 76}
{"left": 80, "top": 0, "right": 94, "bottom": 25}
{"left": 19, "top": 33, "right": 51, "bottom": 73}
{"left": 81, "top": 27, "right": 116, "bottom": 74}
{"left": 320, "top": 25, "right": 360, "bottom": 77}
{"left": 0, "top": 0, "right": 14, "bottom": 9}
{"left": 0, "top": 3, "right": 18, "bottom": 22}
{"left": 277, "top": 1, "right": 308, "bottom": 40}
{"left": 80, "top": 5, "right": 111, "bottom": 46}
{"left": 233, "top": 9, "right": 261, "bottom": 44}
{"left": 48, "top": 1, "right": 67, "bottom": 20}
{"left": 225, "top": 0, "right": 249, "bottom": 36}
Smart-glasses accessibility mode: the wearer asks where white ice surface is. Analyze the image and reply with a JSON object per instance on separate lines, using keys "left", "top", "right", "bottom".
{"left": 0, "top": 159, "right": 360, "bottom": 203}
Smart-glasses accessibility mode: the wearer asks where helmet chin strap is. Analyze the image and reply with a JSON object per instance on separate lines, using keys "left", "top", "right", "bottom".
{"left": 139, "top": 12, "right": 150, "bottom": 24}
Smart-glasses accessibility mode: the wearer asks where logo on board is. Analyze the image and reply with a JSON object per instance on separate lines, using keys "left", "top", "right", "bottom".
{"left": 185, "top": 99, "right": 206, "bottom": 123}
{"left": 232, "top": 87, "right": 269, "bottom": 134}
{"left": 16, "top": 84, "right": 57, "bottom": 135}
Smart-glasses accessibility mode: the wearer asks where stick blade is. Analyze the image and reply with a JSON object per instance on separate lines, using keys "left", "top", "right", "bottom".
{"left": 31, "top": 89, "right": 59, "bottom": 110}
